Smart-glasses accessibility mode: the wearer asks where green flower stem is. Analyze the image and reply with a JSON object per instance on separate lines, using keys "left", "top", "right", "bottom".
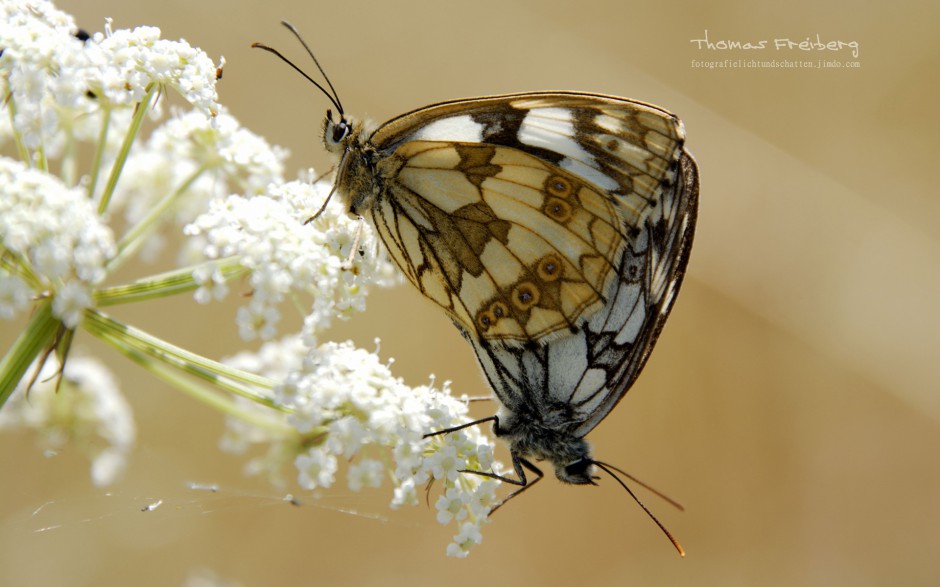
{"left": 106, "top": 161, "right": 212, "bottom": 273}
{"left": 0, "top": 300, "right": 60, "bottom": 408}
{"left": 87, "top": 107, "right": 112, "bottom": 201}
{"left": 0, "top": 251, "right": 43, "bottom": 292}
{"left": 121, "top": 347, "right": 294, "bottom": 435}
{"left": 83, "top": 309, "right": 283, "bottom": 410}
{"left": 95, "top": 257, "right": 247, "bottom": 306}
{"left": 35, "top": 144, "right": 47, "bottom": 173}
{"left": 97, "top": 83, "right": 158, "bottom": 215}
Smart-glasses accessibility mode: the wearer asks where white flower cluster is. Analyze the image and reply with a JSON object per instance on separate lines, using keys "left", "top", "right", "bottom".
{"left": 0, "top": 1, "right": 222, "bottom": 156}
{"left": 0, "top": 355, "right": 136, "bottom": 486}
{"left": 1, "top": 1, "right": 505, "bottom": 558}
{"left": 0, "top": 0, "right": 84, "bottom": 151}
{"left": 185, "top": 178, "right": 398, "bottom": 342}
{"left": 0, "top": 158, "right": 116, "bottom": 326}
{"left": 95, "top": 23, "right": 220, "bottom": 115}
{"left": 115, "top": 107, "right": 288, "bottom": 262}
{"left": 222, "top": 336, "right": 501, "bottom": 557}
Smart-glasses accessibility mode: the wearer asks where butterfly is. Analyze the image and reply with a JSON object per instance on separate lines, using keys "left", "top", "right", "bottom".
{"left": 254, "top": 22, "right": 698, "bottom": 554}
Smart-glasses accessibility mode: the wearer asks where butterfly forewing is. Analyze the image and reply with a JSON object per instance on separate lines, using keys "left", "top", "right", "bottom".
{"left": 372, "top": 140, "right": 625, "bottom": 342}
{"left": 362, "top": 92, "right": 688, "bottom": 344}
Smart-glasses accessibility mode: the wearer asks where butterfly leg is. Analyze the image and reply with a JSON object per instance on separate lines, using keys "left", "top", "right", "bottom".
{"left": 336, "top": 217, "right": 366, "bottom": 267}
{"left": 422, "top": 415, "right": 499, "bottom": 438}
{"left": 460, "top": 455, "right": 544, "bottom": 516}
{"left": 424, "top": 416, "right": 544, "bottom": 515}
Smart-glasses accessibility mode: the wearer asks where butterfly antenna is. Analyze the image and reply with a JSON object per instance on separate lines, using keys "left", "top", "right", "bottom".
{"left": 250, "top": 41, "right": 342, "bottom": 115}
{"left": 593, "top": 461, "right": 685, "bottom": 558}
{"left": 278, "top": 21, "right": 345, "bottom": 116}
{"left": 595, "top": 461, "right": 685, "bottom": 511}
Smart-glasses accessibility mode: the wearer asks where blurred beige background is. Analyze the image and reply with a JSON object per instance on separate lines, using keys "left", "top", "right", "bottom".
{"left": 2, "top": 0, "right": 939, "bottom": 585}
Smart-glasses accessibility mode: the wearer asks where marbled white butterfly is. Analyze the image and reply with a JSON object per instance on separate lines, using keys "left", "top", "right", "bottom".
{"left": 254, "top": 22, "right": 698, "bottom": 555}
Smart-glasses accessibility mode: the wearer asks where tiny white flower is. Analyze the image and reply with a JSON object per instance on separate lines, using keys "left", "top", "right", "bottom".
{"left": 235, "top": 300, "right": 281, "bottom": 341}
{"left": 446, "top": 522, "right": 484, "bottom": 559}
{"left": 326, "top": 417, "right": 368, "bottom": 460}
{"left": 224, "top": 334, "right": 308, "bottom": 382}
{"left": 391, "top": 477, "right": 418, "bottom": 509}
{"left": 424, "top": 443, "right": 462, "bottom": 483}
{"left": 192, "top": 265, "right": 229, "bottom": 304}
{"left": 435, "top": 487, "right": 470, "bottom": 524}
{"left": 469, "top": 480, "right": 500, "bottom": 517}
{"left": 51, "top": 280, "right": 93, "bottom": 328}
{"left": 295, "top": 448, "right": 338, "bottom": 490}
{"left": 474, "top": 440, "right": 496, "bottom": 473}
{"left": 32, "top": 238, "right": 72, "bottom": 281}
{"left": 347, "top": 459, "right": 385, "bottom": 492}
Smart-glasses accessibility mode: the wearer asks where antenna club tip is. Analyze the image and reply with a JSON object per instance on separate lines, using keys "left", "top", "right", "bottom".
{"left": 668, "top": 534, "right": 685, "bottom": 558}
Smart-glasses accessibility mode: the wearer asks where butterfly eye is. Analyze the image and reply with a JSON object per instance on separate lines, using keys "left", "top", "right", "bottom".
{"left": 563, "top": 458, "right": 593, "bottom": 480}
{"left": 332, "top": 120, "right": 350, "bottom": 143}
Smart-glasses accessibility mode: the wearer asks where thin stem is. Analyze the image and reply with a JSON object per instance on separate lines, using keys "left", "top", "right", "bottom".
{"left": 0, "top": 300, "right": 60, "bottom": 409}
{"left": 82, "top": 309, "right": 282, "bottom": 409}
{"left": 0, "top": 251, "right": 43, "bottom": 292}
{"left": 95, "top": 257, "right": 248, "bottom": 306}
{"left": 87, "top": 107, "right": 112, "bottom": 201}
{"left": 106, "top": 161, "right": 212, "bottom": 273}
{"left": 121, "top": 348, "right": 294, "bottom": 435}
{"left": 97, "top": 83, "right": 158, "bottom": 215}
{"left": 34, "top": 144, "right": 47, "bottom": 173}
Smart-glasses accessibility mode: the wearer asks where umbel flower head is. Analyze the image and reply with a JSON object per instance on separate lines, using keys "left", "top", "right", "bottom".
{"left": 0, "top": 0, "right": 502, "bottom": 556}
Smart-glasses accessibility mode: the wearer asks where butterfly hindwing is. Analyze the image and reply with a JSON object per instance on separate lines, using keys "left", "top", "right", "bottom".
{"left": 465, "top": 151, "right": 698, "bottom": 437}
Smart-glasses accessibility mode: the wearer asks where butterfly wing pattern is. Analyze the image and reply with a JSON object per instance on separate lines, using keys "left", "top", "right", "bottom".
{"left": 324, "top": 91, "right": 698, "bottom": 489}
{"left": 467, "top": 150, "right": 697, "bottom": 484}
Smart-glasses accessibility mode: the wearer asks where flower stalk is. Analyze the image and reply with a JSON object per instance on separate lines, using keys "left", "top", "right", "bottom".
{"left": 96, "top": 83, "right": 158, "bottom": 214}
{"left": 0, "top": 0, "right": 501, "bottom": 556}
{"left": 0, "top": 300, "right": 60, "bottom": 406}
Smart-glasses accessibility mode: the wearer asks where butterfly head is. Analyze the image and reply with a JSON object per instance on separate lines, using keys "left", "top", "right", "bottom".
{"left": 498, "top": 411, "right": 598, "bottom": 485}
{"left": 556, "top": 456, "right": 598, "bottom": 485}
{"left": 322, "top": 109, "right": 360, "bottom": 155}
